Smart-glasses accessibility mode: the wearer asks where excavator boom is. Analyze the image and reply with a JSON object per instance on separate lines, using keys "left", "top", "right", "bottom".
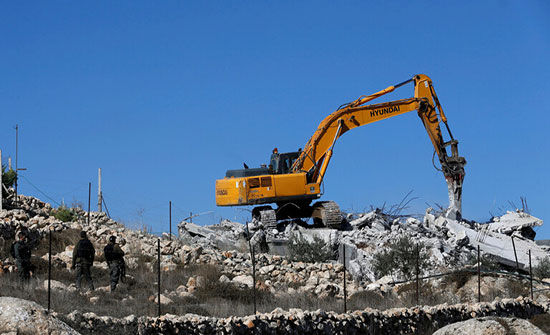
{"left": 291, "top": 74, "right": 466, "bottom": 217}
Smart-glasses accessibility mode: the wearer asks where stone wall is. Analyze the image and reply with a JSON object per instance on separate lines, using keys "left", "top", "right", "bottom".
{"left": 64, "top": 297, "right": 549, "bottom": 335}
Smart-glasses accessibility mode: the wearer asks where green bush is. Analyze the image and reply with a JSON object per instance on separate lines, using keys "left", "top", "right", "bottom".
{"left": 1, "top": 165, "right": 16, "bottom": 189}
{"left": 54, "top": 206, "right": 76, "bottom": 222}
{"left": 287, "top": 233, "right": 334, "bottom": 263}
{"left": 534, "top": 256, "right": 550, "bottom": 280}
{"left": 372, "top": 235, "right": 429, "bottom": 280}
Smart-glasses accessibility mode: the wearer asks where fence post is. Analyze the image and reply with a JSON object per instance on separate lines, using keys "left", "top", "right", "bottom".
{"left": 87, "top": 183, "right": 91, "bottom": 225}
{"left": 245, "top": 222, "right": 257, "bottom": 314}
{"left": 529, "top": 249, "right": 533, "bottom": 300}
{"left": 477, "top": 245, "right": 481, "bottom": 303}
{"left": 169, "top": 201, "right": 172, "bottom": 241}
{"left": 157, "top": 238, "right": 161, "bottom": 317}
{"left": 511, "top": 236, "right": 520, "bottom": 271}
{"left": 343, "top": 244, "right": 347, "bottom": 314}
{"left": 48, "top": 229, "right": 52, "bottom": 313}
{"left": 369, "top": 314, "right": 375, "bottom": 335}
{"left": 416, "top": 243, "right": 419, "bottom": 306}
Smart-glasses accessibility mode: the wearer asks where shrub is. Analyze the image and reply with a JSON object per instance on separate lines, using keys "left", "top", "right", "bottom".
{"left": 467, "top": 252, "right": 501, "bottom": 271}
{"left": 287, "top": 233, "right": 334, "bottom": 263}
{"left": 1, "top": 165, "right": 16, "bottom": 189}
{"left": 533, "top": 256, "right": 550, "bottom": 280}
{"left": 371, "top": 235, "right": 429, "bottom": 280}
{"left": 54, "top": 206, "right": 76, "bottom": 222}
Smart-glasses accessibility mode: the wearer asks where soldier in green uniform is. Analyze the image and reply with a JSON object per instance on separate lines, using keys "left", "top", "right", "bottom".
{"left": 72, "top": 231, "right": 95, "bottom": 291}
{"left": 104, "top": 235, "right": 125, "bottom": 292}
{"left": 13, "top": 231, "right": 33, "bottom": 283}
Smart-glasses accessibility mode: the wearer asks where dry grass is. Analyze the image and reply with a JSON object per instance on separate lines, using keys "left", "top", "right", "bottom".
{"left": 33, "top": 229, "right": 81, "bottom": 257}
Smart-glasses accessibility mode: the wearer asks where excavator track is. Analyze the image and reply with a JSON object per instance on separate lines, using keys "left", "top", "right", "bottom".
{"left": 312, "top": 201, "right": 342, "bottom": 228}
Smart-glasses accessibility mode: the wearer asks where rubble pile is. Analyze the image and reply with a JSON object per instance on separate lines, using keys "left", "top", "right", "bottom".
{"left": 338, "top": 208, "right": 548, "bottom": 282}
{"left": 63, "top": 297, "right": 549, "bottom": 335}
{"left": 179, "top": 246, "right": 356, "bottom": 298}
{"left": 179, "top": 220, "right": 246, "bottom": 250}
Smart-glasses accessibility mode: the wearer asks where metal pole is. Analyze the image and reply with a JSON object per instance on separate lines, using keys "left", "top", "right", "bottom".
{"left": 48, "top": 229, "right": 52, "bottom": 313}
{"left": 529, "top": 249, "right": 533, "bottom": 300}
{"left": 157, "top": 238, "right": 161, "bottom": 317}
{"left": 97, "top": 168, "right": 102, "bottom": 212}
{"left": 245, "top": 221, "right": 256, "bottom": 314}
{"left": 343, "top": 244, "right": 347, "bottom": 313}
{"left": 87, "top": 183, "right": 91, "bottom": 225}
{"left": 190, "top": 212, "right": 192, "bottom": 223}
{"left": 416, "top": 243, "right": 420, "bottom": 306}
{"left": 14, "top": 125, "right": 18, "bottom": 207}
{"left": 252, "top": 241, "right": 257, "bottom": 314}
{"left": 511, "top": 236, "right": 520, "bottom": 271}
{"left": 169, "top": 201, "right": 172, "bottom": 241}
{"left": 477, "top": 245, "right": 481, "bottom": 303}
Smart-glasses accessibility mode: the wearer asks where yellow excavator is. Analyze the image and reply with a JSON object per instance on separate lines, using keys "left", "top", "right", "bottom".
{"left": 216, "top": 74, "right": 466, "bottom": 228}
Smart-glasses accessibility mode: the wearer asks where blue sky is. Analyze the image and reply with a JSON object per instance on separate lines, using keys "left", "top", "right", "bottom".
{"left": 1, "top": 1, "right": 549, "bottom": 238}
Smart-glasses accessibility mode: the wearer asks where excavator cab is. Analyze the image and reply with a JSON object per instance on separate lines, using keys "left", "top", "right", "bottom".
{"left": 225, "top": 150, "right": 301, "bottom": 178}
{"left": 270, "top": 151, "right": 301, "bottom": 175}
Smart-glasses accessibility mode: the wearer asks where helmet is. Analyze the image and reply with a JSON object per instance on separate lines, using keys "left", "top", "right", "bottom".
{"left": 80, "top": 231, "right": 87, "bottom": 238}
{"left": 109, "top": 236, "right": 116, "bottom": 243}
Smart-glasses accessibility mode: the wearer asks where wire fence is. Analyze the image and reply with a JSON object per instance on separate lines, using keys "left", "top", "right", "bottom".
{"left": 38, "top": 232, "right": 548, "bottom": 316}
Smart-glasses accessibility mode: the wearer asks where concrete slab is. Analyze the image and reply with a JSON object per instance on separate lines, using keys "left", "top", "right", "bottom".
{"left": 446, "top": 220, "right": 548, "bottom": 268}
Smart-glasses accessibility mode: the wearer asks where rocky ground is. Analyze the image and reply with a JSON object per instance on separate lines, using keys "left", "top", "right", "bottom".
{"left": 1, "top": 190, "right": 550, "bottom": 334}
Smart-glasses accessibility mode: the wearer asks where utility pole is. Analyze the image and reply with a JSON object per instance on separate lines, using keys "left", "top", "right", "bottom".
{"left": 14, "top": 125, "right": 27, "bottom": 208}
{"left": 98, "top": 168, "right": 102, "bottom": 212}
{"left": 15, "top": 125, "right": 18, "bottom": 207}
{"left": 87, "top": 182, "right": 91, "bottom": 225}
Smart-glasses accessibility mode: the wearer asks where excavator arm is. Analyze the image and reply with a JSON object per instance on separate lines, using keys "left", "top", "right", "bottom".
{"left": 291, "top": 74, "right": 466, "bottom": 217}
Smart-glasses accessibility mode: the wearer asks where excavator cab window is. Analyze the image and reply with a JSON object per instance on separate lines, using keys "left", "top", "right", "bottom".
{"left": 269, "top": 151, "right": 300, "bottom": 174}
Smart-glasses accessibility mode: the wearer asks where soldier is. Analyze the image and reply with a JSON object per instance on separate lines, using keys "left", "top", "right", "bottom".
{"left": 13, "top": 231, "right": 33, "bottom": 283}
{"left": 72, "top": 231, "right": 95, "bottom": 291}
{"left": 104, "top": 235, "right": 125, "bottom": 291}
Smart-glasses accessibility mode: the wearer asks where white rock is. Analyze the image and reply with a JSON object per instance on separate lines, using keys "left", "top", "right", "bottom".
{"left": 0, "top": 297, "right": 80, "bottom": 334}
{"left": 232, "top": 275, "right": 254, "bottom": 288}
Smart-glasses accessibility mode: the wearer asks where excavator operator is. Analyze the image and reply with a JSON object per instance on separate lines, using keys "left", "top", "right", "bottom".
{"left": 269, "top": 148, "right": 279, "bottom": 173}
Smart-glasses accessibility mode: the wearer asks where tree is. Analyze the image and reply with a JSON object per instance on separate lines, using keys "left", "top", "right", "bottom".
{"left": 2, "top": 164, "right": 16, "bottom": 197}
{"left": 287, "top": 233, "right": 334, "bottom": 263}
{"left": 534, "top": 256, "right": 550, "bottom": 280}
